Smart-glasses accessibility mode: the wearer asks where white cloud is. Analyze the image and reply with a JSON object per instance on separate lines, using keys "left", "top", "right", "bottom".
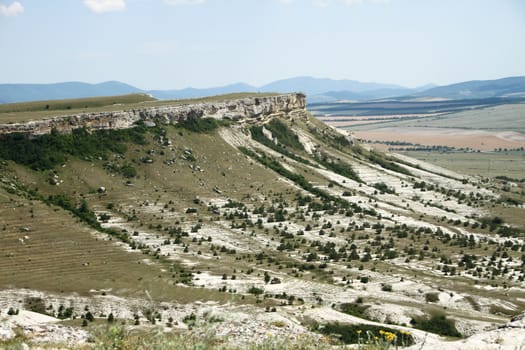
{"left": 165, "top": 0, "right": 205, "bottom": 5}
{"left": 83, "top": 0, "right": 126, "bottom": 13}
{"left": 0, "top": 1, "right": 24, "bottom": 16}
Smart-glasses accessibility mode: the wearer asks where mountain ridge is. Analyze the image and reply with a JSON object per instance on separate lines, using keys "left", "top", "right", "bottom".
{"left": 1, "top": 76, "right": 525, "bottom": 104}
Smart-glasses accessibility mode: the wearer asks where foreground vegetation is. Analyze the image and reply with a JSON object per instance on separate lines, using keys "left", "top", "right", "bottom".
{"left": 0, "top": 325, "right": 333, "bottom": 350}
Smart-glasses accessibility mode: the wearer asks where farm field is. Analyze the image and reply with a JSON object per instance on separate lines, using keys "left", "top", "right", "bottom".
{"left": 316, "top": 101, "right": 525, "bottom": 183}
{"left": 340, "top": 102, "right": 525, "bottom": 133}
{"left": 400, "top": 151, "right": 525, "bottom": 179}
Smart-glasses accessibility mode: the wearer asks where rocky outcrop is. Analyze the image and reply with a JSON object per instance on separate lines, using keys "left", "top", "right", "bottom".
{"left": 0, "top": 94, "right": 306, "bottom": 136}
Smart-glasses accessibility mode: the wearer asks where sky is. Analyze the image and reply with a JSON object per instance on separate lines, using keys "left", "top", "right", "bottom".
{"left": 1, "top": 0, "right": 524, "bottom": 90}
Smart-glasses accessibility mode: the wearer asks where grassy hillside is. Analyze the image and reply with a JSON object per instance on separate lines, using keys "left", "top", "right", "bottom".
{"left": 0, "top": 109, "right": 523, "bottom": 348}
{"left": 0, "top": 93, "right": 156, "bottom": 114}
{"left": 0, "top": 92, "right": 278, "bottom": 123}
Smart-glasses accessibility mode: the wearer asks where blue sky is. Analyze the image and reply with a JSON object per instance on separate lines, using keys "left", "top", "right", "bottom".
{"left": 1, "top": 0, "right": 524, "bottom": 89}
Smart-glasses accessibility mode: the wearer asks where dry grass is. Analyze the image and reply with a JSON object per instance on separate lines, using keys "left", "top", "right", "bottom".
{"left": 0, "top": 92, "right": 279, "bottom": 124}
{"left": 0, "top": 112, "right": 524, "bottom": 349}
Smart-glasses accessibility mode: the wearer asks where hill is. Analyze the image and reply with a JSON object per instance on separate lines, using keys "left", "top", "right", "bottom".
{"left": 0, "top": 81, "right": 142, "bottom": 104}
{"left": 0, "top": 93, "right": 523, "bottom": 348}
{"left": 412, "top": 76, "right": 525, "bottom": 99}
{"left": 2, "top": 76, "right": 525, "bottom": 105}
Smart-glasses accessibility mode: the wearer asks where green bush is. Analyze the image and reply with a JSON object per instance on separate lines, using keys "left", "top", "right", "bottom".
{"left": 262, "top": 119, "right": 304, "bottom": 150}
{"left": 120, "top": 163, "right": 137, "bottom": 178}
{"left": 368, "top": 151, "right": 412, "bottom": 176}
{"left": 176, "top": 117, "right": 224, "bottom": 133}
{"left": 248, "top": 286, "right": 264, "bottom": 295}
{"left": 317, "top": 322, "right": 414, "bottom": 346}
{"left": 0, "top": 125, "right": 148, "bottom": 170}
{"left": 373, "top": 182, "right": 395, "bottom": 194}
{"left": 24, "top": 297, "right": 47, "bottom": 315}
{"left": 250, "top": 122, "right": 312, "bottom": 165}
{"left": 339, "top": 302, "right": 370, "bottom": 319}
{"left": 425, "top": 292, "right": 439, "bottom": 303}
{"left": 411, "top": 313, "right": 462, "bottom": 337}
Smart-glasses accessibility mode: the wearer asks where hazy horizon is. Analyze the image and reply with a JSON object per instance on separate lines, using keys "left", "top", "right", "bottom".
{"left": 1, "top": 0, "right": 524, "bottom": 90}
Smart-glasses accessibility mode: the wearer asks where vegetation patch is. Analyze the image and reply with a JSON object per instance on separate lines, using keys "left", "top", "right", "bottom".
{"left": 314, "top": 154, "right": 361, "bottom": 183}
{"left": 339, "top": 301, "right": 370, "bottom": 319}
{"left": 308, "top": 126, "right": 353, "bottom": 150}
{"left": 410, "top": 313, "right": 462, "bottom": 338}
{"left": 0, "top": 125, "right": 148, "bottom": 170}
{"left": 0, "top": 93, "right": 156, "bottom": 114}
{"left": 250, "top": 122, "right": 312, "bottom": 165}
{"left": 238, "top": 146, "right": 349, "bottom": 208}
{"left": 373, "top": 182, "right": 395, "bottom": 194}
{"left": 176, "top": 117, "right": 228, "bottom": 133}
{"left": 316, "top": 322, "right": 414, "bottom": 346}
{"left": 261, "top": 119, "right": 304, "bottom": 150}
{"left": 368, "top": 151, "right": 412, "bottom": 176}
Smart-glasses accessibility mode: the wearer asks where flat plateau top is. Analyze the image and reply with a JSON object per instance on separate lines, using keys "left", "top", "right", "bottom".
{"left": 0, "top": 92, "right": 280, "bottom": 124}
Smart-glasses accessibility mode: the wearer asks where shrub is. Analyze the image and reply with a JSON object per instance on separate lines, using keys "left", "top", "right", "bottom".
{"left": 24, "top": 297, "right": 47, "bottom": 315}
{"left": 250, "top": 122, "right": 311, "bottom": 165}
{"left": 368, "top": 151, "right": 412, "bottom": 176}
{"left": 339, "top": 302, "right": 369, "bottom": 319}
{"left": 381, "top": 284, "right": 393, "bottom": 292}
{"left": 262, "top": 119, "right": 304, "bottom": 150}
{"left": 411, "top": 313, "right": 461, "bottom": 337}
{"left": 373, "top": 182, "right": 395, "bottom": 194}
{"left": 120, "top": 163, "right": 137, "bottom": 178}
{"left": 176, "top": 117, "right": 223, "bottom": 133}
{"left": 248, "top": 286, "right": 264, "bottom": 295}
{"left": 317, "top": 322, "right": 415, "bottom": 346}
{"left": 0, "top": 125, "right": 148, "bottom": 170}
{"left": 315, "top": 155, "right": 361, "bottom": 183}
{"left": 425, "top": 292, "right": 439, "bottom": 303}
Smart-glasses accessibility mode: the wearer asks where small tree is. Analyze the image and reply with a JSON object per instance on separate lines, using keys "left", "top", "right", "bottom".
{"left": 264, "top": 271, "right": 271, "bottom": 284}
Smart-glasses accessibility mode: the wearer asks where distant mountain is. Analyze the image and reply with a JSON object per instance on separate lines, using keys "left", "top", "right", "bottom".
{"left": 0, "top": 77, "right": 414, "bottom": 104}
{"left": 0, "top": 81, "right": 141, "bottom": 104}
{"left": 412, "top": 76, "right": 525, "bottom": 99}
{"left": 259, "top": 76, "right": 409, "bottom": 95}
{"left": 148, "top": 83, "right": 256, "bottom": 100}
{"left": 1, "top": 76, "right": 524, "bottom": 104}
{"left": 308, "top": 88, "right": 419, "bottom": 103}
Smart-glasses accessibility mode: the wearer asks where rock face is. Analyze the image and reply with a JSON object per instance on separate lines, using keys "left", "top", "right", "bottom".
{"left": 0, "top": 94, "right": 306, "bottom": 136}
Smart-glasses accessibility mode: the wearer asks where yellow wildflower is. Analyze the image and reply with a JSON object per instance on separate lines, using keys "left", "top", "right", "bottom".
{"left": 385, "top": 332, "right": 396, "bottom": 342}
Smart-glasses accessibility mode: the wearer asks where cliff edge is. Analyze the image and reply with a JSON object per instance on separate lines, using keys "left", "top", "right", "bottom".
{"left": 0, "top": 93, "right": 306, "bottom": 136}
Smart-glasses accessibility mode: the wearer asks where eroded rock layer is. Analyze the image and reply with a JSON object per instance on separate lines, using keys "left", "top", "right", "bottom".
{"left": 0, "top": 93, "right": 306, "bottom": 136}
